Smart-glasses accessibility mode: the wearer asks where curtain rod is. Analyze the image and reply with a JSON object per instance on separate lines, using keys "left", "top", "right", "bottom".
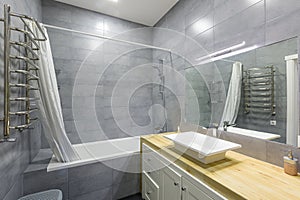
{"left": 43, "top": 23, "right": 171, "bottom": 52}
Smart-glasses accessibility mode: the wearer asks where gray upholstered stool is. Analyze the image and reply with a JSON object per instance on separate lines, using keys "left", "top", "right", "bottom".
{"left": 18, "top": 189, "right": 62, "bottom": 200}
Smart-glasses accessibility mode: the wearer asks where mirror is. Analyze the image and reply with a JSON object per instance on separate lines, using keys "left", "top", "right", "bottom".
{"left": 185, "top": 37, "right": 298, "bottom": 146}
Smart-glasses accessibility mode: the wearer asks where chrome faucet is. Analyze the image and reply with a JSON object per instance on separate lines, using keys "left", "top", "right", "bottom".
{"left": 223, "top": 121, "right": 236, "bottom": 131}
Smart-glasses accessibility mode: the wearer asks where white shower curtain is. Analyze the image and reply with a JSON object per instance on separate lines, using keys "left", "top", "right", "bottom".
{"left": 30, "top": 22, "right": 79, "bottom": 162}
{"left": 220, "top": 62, "right": 243, "bottom": 125}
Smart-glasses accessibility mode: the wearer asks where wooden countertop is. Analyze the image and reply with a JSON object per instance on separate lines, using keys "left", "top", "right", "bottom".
{"left": 141, "top": 132, "right": 300, "bottom": 200}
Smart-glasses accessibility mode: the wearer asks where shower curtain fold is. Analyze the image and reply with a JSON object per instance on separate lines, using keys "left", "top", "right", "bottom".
{"left": 30, "top": 22, "right": 79, "bottom": 162}
{"left": 220, "top": 62, "right": 243, "bottom": 126}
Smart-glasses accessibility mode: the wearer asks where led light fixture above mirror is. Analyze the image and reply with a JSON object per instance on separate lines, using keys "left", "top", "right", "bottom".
{"left": 196, "top": 42, "right": 258, "bottom": 65}
{"left": 196, "top": 41, "right": 246, "bottom": 61}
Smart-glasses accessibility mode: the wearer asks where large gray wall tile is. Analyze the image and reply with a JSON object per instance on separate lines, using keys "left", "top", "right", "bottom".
{"left": 185, "top": 0, "right": 213, "bottom": 28}
{"left": 214, "top": 1, "right": 265, "bottom": 50}
{"left": 214, "top": 0, "right": 262, "bottom": 25}
{"left": 266, "top": 0, "right": 300, "bottom": 21}
{"left": 220, "top": 131, "right": 267, "bottom": 161}
{"left": 266, "top": 141, "right": 293, "bottom": 167}
{"left": 23, "top": 169, "right": 69, "bottom": 199}
{"left": 266, "top": 11, "right": 300, "bottom": 44}
{"left": 68, "top": 162, "right": 112, "bottom": 182}
{"left": 3, "top": 176, "right": 23, "bottom": 200}
{"left": 69, "top": 171, "right": 113, "bottom": 198}
{"left": 112, "top": 179, "right": 140, "bottom": 200}
{"left": 70, "top": 187, "right": 112, "bottom": 200}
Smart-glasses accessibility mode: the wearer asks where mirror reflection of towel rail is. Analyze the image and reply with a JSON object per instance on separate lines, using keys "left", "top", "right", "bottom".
{"left": 248, "top": 74, "right": 272, "bottom": 78}
{"left": 245, "top": 98, "right": 271, "bottom": 102}
{"left": 251, "top": 79, "right": 272, "bottom": 82}
{"left": 244, "top": 82, "right": 271, "bottom": 86}
{"left": 247, "top": 66, "right": 274, "bottom": 71}
{"left": 246, "top": 108, "right": 272, "bottom": 112}
{"left": 246, "top": 68, "right": 266, "bottom": 71}
{"left": 247, "top": 109, "right": 276, "bottom": 116}
{"left": 245, "top": 103, "right": 272, "bottom": 108}
{"left": 247, "top": 76, "right": 272, "bottom": 81}
{"left": 245, "top": 92, "right": 271, "bottom": 97}
{"left": 249, "top": 71, "right": 272, "bottom": 76}
{"left": 244, "top": 87, "right": 271, "bottom": 91}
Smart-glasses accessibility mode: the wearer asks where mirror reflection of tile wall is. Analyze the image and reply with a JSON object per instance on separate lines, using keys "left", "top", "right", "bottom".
{"left": 185, "top": 37, "right": 297, "bottom": 144}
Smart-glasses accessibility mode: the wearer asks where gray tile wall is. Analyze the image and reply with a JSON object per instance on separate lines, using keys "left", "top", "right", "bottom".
{"left": 0, "top": 0, "right": 42, "bottom": 199}
{"left": 12, "top": 0, "right": 300, "bottom": 198}
{"left": 41, "top": 0, "right": 156, "bottom": 146}
{"left": 2, "top": 0, "right": 299, "bottom": 199}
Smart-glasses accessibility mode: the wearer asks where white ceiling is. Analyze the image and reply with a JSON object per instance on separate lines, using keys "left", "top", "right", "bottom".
{"left": 54, "top": 0, "right": 179, "bottom": 26}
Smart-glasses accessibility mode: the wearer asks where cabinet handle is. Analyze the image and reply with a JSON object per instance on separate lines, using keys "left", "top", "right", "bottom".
{"left": 147, "top": 191, "right": 152, "bottom": 195}
{"left": 182, "top": 187, "right": 186, "bottom": 191}
{"left": 174, "top": 182, "right": 179, "bottom": 186}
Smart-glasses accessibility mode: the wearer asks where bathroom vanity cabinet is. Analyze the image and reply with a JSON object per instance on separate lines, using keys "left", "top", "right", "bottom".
{"left": 141, "top": 133, "right": 300, "bottom": 200}
{"left": 142, "top": 143, "right": 225, "bottom": 200}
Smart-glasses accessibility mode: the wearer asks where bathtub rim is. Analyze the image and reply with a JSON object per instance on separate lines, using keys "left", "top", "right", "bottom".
{"left": 47, "top": 136, "right": 141, "bottom": 172}
{"left": 221, "top": 127, "right": 281, "bottom": 140}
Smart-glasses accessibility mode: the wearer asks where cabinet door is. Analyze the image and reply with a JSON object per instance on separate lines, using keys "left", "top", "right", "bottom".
{"left": 143, "top": 172, "right": 160, "bottom": 200}
{"left": 142, "top": 144, "right": 163, "bottom": 186}
{"left": 161, "top": 166, "right": 181, "bottom": 200}
{"left": 143, "top": 162, "right": 161, "bottom": 184}
{"left": 182, "top": 177, "right": 213, "bottom": 200}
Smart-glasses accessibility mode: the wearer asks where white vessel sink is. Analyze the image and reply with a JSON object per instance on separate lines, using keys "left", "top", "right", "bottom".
{"left": 165, "top": 132, "right": 241, "bottom": 164}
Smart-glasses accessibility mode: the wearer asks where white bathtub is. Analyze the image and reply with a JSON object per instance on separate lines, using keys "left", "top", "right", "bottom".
{"left": 47, "top": 136, "right": 140, "bottom": 172}
{"left": 224, "top": 127, "right": 280, "bottom": 140}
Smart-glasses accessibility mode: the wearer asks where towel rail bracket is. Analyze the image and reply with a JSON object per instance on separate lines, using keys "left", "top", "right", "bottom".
{"left": 0, "top": 138, "right": 17, "bottom": 143}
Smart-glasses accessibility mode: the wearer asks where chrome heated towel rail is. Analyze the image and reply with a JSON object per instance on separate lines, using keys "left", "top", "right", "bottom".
{"left": 0, "top": 4, "right": 47, "bottom": 142}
